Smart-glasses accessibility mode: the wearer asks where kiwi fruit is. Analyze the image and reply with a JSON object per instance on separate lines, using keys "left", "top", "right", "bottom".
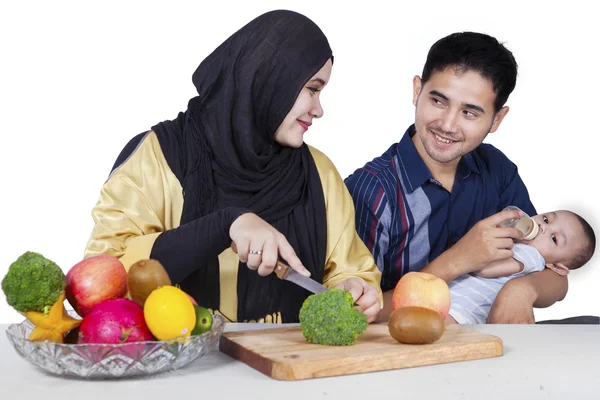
{"left": 388, "top": 306, "right": 445, "bottom": 344}
{"left": 127, "top": 259, "right": 172, "bottom": 306}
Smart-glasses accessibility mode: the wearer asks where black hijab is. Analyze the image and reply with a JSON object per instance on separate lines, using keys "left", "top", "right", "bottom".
{"left": 151, "top": 10, "right": 333, "bottom": 322}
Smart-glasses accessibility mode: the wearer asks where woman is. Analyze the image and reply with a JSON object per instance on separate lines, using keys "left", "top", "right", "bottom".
{"left": 85, "top": 10, "right": 382, "bottom": 324}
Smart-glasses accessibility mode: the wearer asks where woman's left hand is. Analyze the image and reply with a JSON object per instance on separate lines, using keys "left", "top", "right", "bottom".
{"left": 336, "top": 277, "right": 381, "bottom": 323}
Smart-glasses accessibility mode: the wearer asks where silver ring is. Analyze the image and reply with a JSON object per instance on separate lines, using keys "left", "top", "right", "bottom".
{"left": 249, "top": 250, "right": 262, "bottom": 255}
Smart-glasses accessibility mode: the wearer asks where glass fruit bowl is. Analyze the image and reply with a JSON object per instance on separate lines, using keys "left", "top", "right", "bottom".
{"left": 5, "top": 311, "right": 226, "bottom": 379}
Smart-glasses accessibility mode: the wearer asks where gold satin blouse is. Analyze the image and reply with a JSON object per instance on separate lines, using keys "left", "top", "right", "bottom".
{"left": 84, "top": 131, "right": 382, "bottom": 322}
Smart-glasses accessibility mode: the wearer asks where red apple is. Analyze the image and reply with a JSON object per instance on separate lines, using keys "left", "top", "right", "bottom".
{"left": 66, "top": 255, "right": 128, "bottom": 316}
{"left": 392, "top": 272, "right": 451, "bottom": 319}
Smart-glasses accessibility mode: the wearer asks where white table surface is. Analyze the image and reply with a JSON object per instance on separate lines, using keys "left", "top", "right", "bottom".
{"left": 1, "top": 322, "right": 598, "bottom": 399}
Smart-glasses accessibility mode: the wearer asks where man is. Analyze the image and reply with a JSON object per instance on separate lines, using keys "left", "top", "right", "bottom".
{"left": 345, "top": 31, "right": 567, "bottom": 323}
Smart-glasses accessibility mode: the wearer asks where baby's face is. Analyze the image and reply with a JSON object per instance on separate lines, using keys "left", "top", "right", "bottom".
{"left": 522, "top": 211, "right": 585, "bottom": 266}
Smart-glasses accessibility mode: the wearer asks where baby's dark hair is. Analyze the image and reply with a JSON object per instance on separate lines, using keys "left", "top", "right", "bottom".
{"left": 569, "top": 212, "right": 596, "bottom": 270}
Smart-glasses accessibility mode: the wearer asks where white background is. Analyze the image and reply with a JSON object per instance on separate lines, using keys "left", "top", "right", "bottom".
{"left": 1, "top": 0, "right": 598, "bottom": 324}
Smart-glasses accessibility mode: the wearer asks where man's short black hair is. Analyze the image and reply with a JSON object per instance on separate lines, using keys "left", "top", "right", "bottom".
{"left": 421, "top": 32, "right": 518, "bottom": 113}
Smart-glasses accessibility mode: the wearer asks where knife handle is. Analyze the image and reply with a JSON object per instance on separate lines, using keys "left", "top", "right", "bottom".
{"left": 231, "top": 241, "right": 291, "bottom": 280}
{"left": 274, "top": 261, "right": 291, "bottom": 280}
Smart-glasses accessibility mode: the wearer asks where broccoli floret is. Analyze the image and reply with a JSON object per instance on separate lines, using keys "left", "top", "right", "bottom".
{"left": 1, "top": 251, "right": 66, "bottom": 315}
{"left": 299, "top": 289, "right": 368, "bottom": 346}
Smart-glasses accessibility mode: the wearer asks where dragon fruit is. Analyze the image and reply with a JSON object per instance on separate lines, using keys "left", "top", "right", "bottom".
{"left": 78, "top": 298, "right": 154, "bottom": 344}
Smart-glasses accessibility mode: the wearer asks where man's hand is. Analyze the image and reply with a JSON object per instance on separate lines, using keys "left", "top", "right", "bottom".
{"left": 451, "top": 208, "right": 525, "bottom": 274}
{"left": 422, "top": 208, "right": 526, "bottom": 283}
{"left": 487, "top": 267, "right": 569, "bottom": 324}
{"left": 336, "top": 277, "right": 381, "bottom": 323}
{"left": 487, "top": 278, "right": 536, "bottom": 324}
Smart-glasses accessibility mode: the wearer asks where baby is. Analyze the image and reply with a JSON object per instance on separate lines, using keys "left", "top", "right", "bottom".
{"left": 446, "top": 210, "right": 596, "bottom": 325}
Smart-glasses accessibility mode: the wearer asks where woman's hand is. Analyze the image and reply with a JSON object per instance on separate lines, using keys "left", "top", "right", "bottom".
{"left": 229, "top": 213, "right": 310, "bottom": 277}
{"left": 336, "top": 277, "right": 381, "bottom": 323}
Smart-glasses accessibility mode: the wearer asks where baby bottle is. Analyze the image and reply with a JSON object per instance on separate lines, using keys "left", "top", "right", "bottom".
{"left": 499, "top": 205, "right": 539, "bottom": 240}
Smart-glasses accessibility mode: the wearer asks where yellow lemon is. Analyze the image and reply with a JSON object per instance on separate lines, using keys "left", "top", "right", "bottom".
{"left": 143, "top": 285, "right": 196, "bottom": 341}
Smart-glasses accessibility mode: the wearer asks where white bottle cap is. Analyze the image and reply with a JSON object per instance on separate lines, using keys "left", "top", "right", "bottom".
{"left": 523, "top": 219, "right": 539, "bottom": 240}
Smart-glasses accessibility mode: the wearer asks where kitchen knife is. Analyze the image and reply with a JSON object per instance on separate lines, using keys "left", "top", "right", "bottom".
{"left": 274, "top": 261, "right": 328, "bottom": 294}
{"left": 230, "top": 241, "right": 328, "bottom": 294}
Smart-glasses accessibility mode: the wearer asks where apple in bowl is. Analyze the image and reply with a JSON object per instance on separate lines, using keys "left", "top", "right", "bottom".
{"left": 65, "top": 255, "right": 128, "bottom": 317}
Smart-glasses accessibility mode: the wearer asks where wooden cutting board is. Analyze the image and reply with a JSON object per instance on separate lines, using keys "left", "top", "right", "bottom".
{"left": 219, "top": 323, "right": 503, "bottom": 380}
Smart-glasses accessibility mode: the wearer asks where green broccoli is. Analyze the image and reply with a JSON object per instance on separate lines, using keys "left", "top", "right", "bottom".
{"left": 299, "top": 289, "right": 368, "bottom": 346}
{"left": 1, "top": 251, "right": 66, "bottom": 315}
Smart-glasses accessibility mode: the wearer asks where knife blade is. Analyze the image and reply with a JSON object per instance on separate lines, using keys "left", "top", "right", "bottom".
{"left": 274, "top": 261, "right": 328, "bottom": 294}
{"left": 230, "top": 241, "right": 328, "bottom": 294}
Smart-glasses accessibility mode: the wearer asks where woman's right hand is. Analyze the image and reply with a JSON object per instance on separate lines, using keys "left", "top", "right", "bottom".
{"left": 229, "top": 213, "right": 310, "bottom": 278}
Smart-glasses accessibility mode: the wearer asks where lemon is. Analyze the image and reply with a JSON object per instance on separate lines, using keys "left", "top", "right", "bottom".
{"left": 143, "top": 285, "right": 196, "bottom": 340}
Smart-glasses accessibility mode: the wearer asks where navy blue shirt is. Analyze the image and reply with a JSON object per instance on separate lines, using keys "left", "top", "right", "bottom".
{"left": 345, "top": 124, "right": 536, "bottom": 291}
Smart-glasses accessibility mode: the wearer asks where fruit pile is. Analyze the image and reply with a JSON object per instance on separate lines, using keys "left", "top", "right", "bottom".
{"left": 1, "top": 251, "right": 214, "bottom": 345}
{"left": 387, "top": 272, "right": 451, "bottom": 344}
